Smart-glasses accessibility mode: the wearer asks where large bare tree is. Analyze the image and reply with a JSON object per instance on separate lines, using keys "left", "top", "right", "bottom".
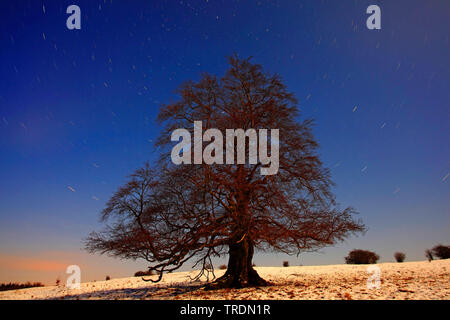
{"left": 85, "top": 56, "right": 365, "bottom": 288}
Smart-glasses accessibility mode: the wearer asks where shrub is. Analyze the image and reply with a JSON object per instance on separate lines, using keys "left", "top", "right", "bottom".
{"left": 394, "top": 252, "right": 406, "bottom": 263}
{"left": 283, "top": 261, "right": 289, "bottom": 267}
{"left": 425, "top": 249, "right": 434, "bottom": 261}
{"left": 0, "top": 282, "right": 44, "bottom": 292}
{"left": 204, "top": 263, "right": 213, "bottom": 270}
{"left": 219, "top": 264, "right": 227, "bottom": 270}
{"left": 134, "top": 269, "right": 155, "bottom": 277}
{"left": 431, "top": 244, "right": 450, "bottom": 259}
{"left": 345, "top": 249, "right": 379, "bottom": 264}
{"left": 105, "top": 275, "right": 110, "bottom": 281}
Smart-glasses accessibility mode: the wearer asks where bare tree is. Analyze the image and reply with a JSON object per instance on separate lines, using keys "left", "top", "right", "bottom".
{"left": 85, "top": 56, "right": 365, "bottom": 289}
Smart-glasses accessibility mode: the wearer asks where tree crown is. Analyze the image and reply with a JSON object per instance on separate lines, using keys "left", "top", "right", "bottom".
{"left": 85, "top": 56, "right": 365, "bottom": 281}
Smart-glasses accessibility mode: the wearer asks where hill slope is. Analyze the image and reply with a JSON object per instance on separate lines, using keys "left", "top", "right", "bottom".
{"left": 1, "top": 260, "right": 448, "bottom": 300}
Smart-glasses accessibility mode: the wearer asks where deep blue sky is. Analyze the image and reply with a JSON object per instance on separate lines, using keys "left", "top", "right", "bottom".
{"left": 0, "top": 0, "right": 449, "bottom": 283}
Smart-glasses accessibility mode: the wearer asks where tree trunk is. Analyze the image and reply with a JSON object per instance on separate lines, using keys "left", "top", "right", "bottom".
{"left": 206, "top": 236, "right": 268, "bottom": 289}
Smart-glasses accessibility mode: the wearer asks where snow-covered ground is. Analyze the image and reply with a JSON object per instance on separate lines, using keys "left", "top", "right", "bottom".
{"left": 1, "top": 260, "right": 448, "bottom": 300}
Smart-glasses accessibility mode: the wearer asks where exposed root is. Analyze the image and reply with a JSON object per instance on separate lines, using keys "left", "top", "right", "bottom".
{"left": 204, "top": 269, "right": 270, "bottom": 290}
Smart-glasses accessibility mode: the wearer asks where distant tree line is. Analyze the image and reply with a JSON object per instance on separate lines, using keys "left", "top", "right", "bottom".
{"left": 0, "top": 282, "right": 44, "bottom": 292}
{"left": 344, "top": 244, "right": 450, "bottom": 265}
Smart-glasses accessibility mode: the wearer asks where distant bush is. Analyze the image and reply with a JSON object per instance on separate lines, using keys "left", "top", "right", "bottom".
{"left": 283, "top": 261, "right": 289, "bottom": 267}
{"left": 219, "top": 264, "right": 227, "bottom": 270}
{"left": 394, "top": 252, "right": 406, "bottom": 263}
{"left": 204, "top": 263, "right": 213, "bottom": 270}
{"left": 345, "top": 249, "right": 379, "bottom": 264}
{"left": 252, "top": 263, "right": 256, "bottom": 267}
{"left": 105, "top": 275, "right": 110, "bottom": 281}
{"left": 0, "top": 282, "right": 44, "bottom": 292}
{"left": 431, "top": 244, "right": 450, "bottom": 259}
{"left": 134, "top": 270, "right": 155, "bottom": 277}
{"left": 425, "top": 249, "right": 434, "bottom": 261}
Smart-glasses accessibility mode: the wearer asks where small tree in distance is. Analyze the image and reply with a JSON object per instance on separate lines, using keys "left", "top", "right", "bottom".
{"left": 394, "top": 252, "right": 405, "bottom": 263}
{"left": 134, "top": 270, "right": 155, "bottom": 277}
{"left": 85, "top": 56, "right": 366, "bottom": 289}
{"left": 431, "top": 244, "right": 450, "bottom": 259}
{"left": 345, "top": 249, "right": 379, "bottom": 264}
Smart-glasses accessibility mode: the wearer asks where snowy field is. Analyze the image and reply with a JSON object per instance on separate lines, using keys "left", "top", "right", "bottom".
{"left": 1, "top": 260, "right": 448, "bottom": 300}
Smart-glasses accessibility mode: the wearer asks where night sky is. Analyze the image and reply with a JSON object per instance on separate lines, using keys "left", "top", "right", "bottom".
{"left": 0, "top": 0, "right": 449, "bottom": 284}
